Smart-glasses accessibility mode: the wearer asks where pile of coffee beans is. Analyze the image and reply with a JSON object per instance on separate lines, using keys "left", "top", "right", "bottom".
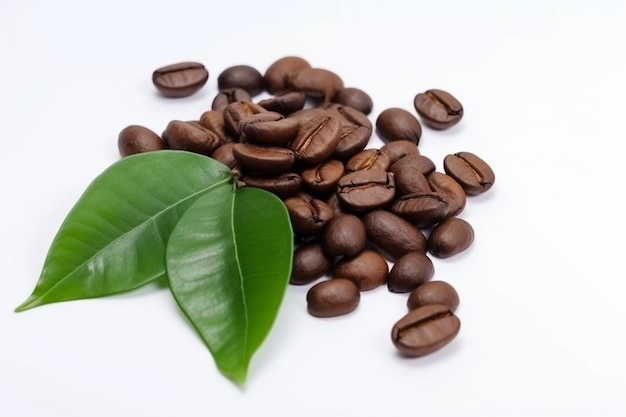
{"left": 118, "top": 56, "right": 496, "bottom": 358}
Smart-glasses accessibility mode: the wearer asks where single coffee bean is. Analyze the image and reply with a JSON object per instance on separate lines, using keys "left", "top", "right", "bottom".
{"left": 306, "top": 278, "right": 360, "bottom": 317}
{"left": 324, "top": 103, "right": 373, "bottom": 131}
{"left": 390, "top": 154, "right": 436, "bottom": 177}
{"left": 327, "top": 105, "right": 373, "bottom": 161}
{"left": 223, "top": 101, "right": 267, "bottom": 137}
{"left": 211, "top": 88, "right": 252, "bottom": 112}
{"left": 152, "top": 61, "right": 209, "bottom": 98}
{"left": 391, "top": 192, "right": 450, "bottom": 228}
{"left": 362, "top": 210, "right": 427, "bottom": 260}
{"left": 291, "top": 240, "right": 333, "bottom": 285}
{"left": 336, "top": 170, "right": 396, "bottom": 212}
{"left": 232, "top": 143, "right": 295, "bottom": 175}
{"left": 387, "top": 252, "right": 434, "bottom": 293}
{"left": 334, "top": 87, "right": 373, "bottom": 115}
{"left": 375, "top": 107, "right": 422, "bottom": 144}
{"left": 264, "top": 56, "right": 312, "bottom": 94}
{"left": 321, "top": 214, "right": 367, "bottom": 257}
{"left": 240, "top": 172, "right": 302, "bottom": 200}
{"left": 118, "top": 125, "right": 166, "bottom": 157}
{"left": 162, "top": 120, "right": 221, "bottom": 156}
{"left": 241, "top": 117, "right": 299, "bottom": 147}
{"left": 284, "top": 192, "right": 334, "bottom": 237}
{"left": 211, "top": 143, "right": 240, "bottom": 171}
{"left": 237, "top": 111, "right": 284, "bottom": 142}
{"left": 407, "top": 281, "right": 459, "bottom": 312}
{"left": 290, "top": 115, "right": 342, "bottom": 165}
{"left": 427, "top": 171, "right": 466, "bottom": 217}
{"left": 380, "top": 140, "right": 420, "bottom": 164}
{"left": 427, "top": 217, "right": 474, "bottom": 258}
{"left": 217, "top": 65, "right": 265, "bottom": 96}
{"left": 257, "top": 91, "right": 307, "bottom": 115}
{"left": 391, "top": 304, "right": 460, "bottom": 357}
{"left": 393, "top": 163, "right": 432, "bottom": 196}
{"left": 290, "top": 67, "right": 344, "bottom": 102}
{"left": 199, "top": 110, "right": 228, "bottom": 143}
{"left": 287, "top": 107, "right": 331, "bottom": 126}
{"left": 333, "top": 248, "right": 389, "bottom": 291}
{"left": 301, "top": 159, "right": 345, "bottom": 195}
{"left": 414, "top": 89, "right": 463, "bottom": 130}
{"left": 443, "top": 152, "right": 495, "bottom": 195}
{"left": 345, "top": 149, "right": 391, "bottom": 172}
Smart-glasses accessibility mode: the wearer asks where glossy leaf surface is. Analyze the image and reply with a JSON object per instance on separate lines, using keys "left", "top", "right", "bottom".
{"left": 16, "top": 151, "right": 232, "bottom": 311}
{"left": 166, "top": 185, "right": 293, "bottom": 386}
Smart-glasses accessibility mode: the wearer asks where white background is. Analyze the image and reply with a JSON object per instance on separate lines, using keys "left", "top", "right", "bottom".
{"left": 1, "top": 0, "right": 625, "bottom": 416}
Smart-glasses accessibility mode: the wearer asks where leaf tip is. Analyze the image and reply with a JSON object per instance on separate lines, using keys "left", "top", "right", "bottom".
{"left": 14, "top": 295, "right": 41, "bottom": 312}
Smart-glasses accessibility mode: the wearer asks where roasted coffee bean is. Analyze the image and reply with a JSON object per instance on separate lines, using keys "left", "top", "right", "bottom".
{"left": 333, "top": 249, "right": 389, "bottom": 291}
{"left": 284, "top": 193, "right": 334, "bottom": 237}
{"left": 387, "top": 252, "right": 434, "bottom": 293}
{"left": 407, "top": 281, "right": 459, "bottom": 312}
{"left": 257, "top": 91, "right": 307, "bottom": 115}
{"left": 390, "top": 154, "right": 436, "bottom": 177}
{"left": 391, "top": 192, "right": 450, "bottom": 228}
{"left": 199, "top": 110, "right": 228, "bottom": 143}
{"left": 287, "top": 107, "right": 331, "bottom": 126}
{"left": 301, "top": 160, "right": 345, "bottom": 195}
{"left": 241, "top": 117, "right": 299, "bottom": 147}
{"left": 427, "top": 171, "right": 466, "bottom": 217}
{"left": 290, "top": 115, "right": 342, "bottom": 165}
{"left": 334, "top": 87, "right": 373, "bottom": 115}
{"left": 427, "top": 217, "right": 474, "bottom": 258}
{"left": 211, "top": 143, "right": 240, "bottom": 170}
{"left": 237, "top": 111, "right": 284, "bottom": 142}
{"left": 391, "top": 304, "right": 460, "bottom": 357}
{"left": 291, "top": 240, "right": 333, "bottom": 285}
{"left": 362, "top": 210, "right": 427, "bottom": 260}
{"left": 336, "top": 170, "right": 395, "bottom": 212}
{"left": 307, "top": 278, "right": 360, "bottom": 317}
{"left": 345, "top": 149, "right": 391, "bottom": 172}
{"left": 217, "top": 65, "right": 265, "bottom": 96}
{"left": 290, "top": 67, "right": 344, "bottom": 102}
{"left": 325, "top": 192, "right": 348, "bottom": 217}
{"left": 211, "top": 88, "right": 252, "bottom": 112}
{"left": 241, "top": 172, "right": 302, "bottom": 199}
{"left": 393, "top": 163, "right": 432, "bottom": 196}
{"left": 118, "top": 125, "right": 166, "bottom": 157}
{"left": 264, "top": 56, "right": 312, "bottom": 94}
{"left": 414, "top": 89, "right": 463, "bottom": 130}
{"left": 443, "top": 152, "right": 495, "bottom": 195}
{"left": 163, "top": 120, "right": 221, "bottom": 155}
{"left": 232, "top": 143, "right": 295, "bottom": 175}
{"left": 380, "top": 140, "right": 420, "bottom": 165}
{"left": 152, "top": 61, "right": 209, "bottom": 98}
{"left": 223, "top": 101, "right": 267, "bottom": 137}
{"left": 375, "top": 107, "right": 422, "bottom": 144}
{"left": 321, "top": 214, "right": 367, "bottom": 257}
{"left": 329, "top": 106, "right": 373, "bottom": 161}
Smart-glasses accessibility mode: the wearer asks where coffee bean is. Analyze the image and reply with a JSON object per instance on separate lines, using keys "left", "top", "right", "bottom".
{"left": 391, "top": 192, "right": 450, "bottom": 228}
{"left": 290, "top": 67, "right": 344, "bottom": 102}
{"left": 345, "top": 149, "right": 391, "bottom": 172}
{"left": 325, "top": 192, "right": 348, "bottom": 217}
{"left": 162, "top": 120, "right": 221, "bottom": 155}
{"left": 232, "top": 143, "right": 295, "bottom": 175}
{"left": 284, "top": 193, "right": 334, "bottom": 237}
{"left": 392, "top": 163, "right": 432, "bottom": 196}
{"left": 287, "top": 107, "right": 331, "bottom": 126}
{"left": 217, "top": 65, "right": 265, "bottom": 97}
{"left": 333, "top": 249, "right": 389, "bottom": 291}
{"left": 390, "top": 154, "right": 436, "bottom": 177}
{"left": 241, "top": 172, "right": 302, "bottom": 199}
{"left": 118, "top": 125, "right": 166, "bottom": 157}
{"left": 427, "top": 217, "right": 474, "bottom": 258}
{"left": 321, "top": 214, "right": 367, "bottom": 257}
{"left": 211, "top": 143, "right": 240, "bottom": 170}
{"left": 375, "top": 107, "right": 422, "bottom": 144}
{"left": 212, "top": 88, "right": 252, "bottom": 112}
{"left": 327, "top": 105, "right": 372, "bottom": 161}
{"left": 362, "top": 210, "right": 427, "bottom": 261}
{"left": 301, "top": 160, "right": 345, "bottom": 195}
{"left": 290, "top": 115, "right": 342, "bottom": 165}
{"left": 307, "top": 278, "right": 360, "bottom": 317}
{"left": 380, "top": 140, "right": 420, "bottom": 165}
{"left": 391, "top": 304, "right": 460, "bottom": 357}
{"left": 443, "top": 152, "right": 495, "bottom": 195}
{"left": 241, "top": 117, "right": 299, "bottom": 147}
{"left": 152, "top": 61, "right": 209, "bottom": 98}
{"left": 414, "top": 89, "right": 463, "bottom": 130}
{"left": 257, "top": 91, "right": 307, "bottom": 115}
{"left": 387, "top": 252, "right": 434, "bottom": 293}
{"left": 291, "top": 240, "right": 333, "bottom": 285}
{"left": 427, "top": 171, "right": 466, "bottom": 217}
{"left": 407, "top": 281, "right": 459, "bottom": 312}
{"left": 198, "top": 110, "right": 228, "bottom": 143}
{"left": 264, "top": 56, "right": 312, "bottom": 94}
{"left": 223, "top": 101, "right": 267, "bottom": 137}
{"left": 336, "top": 170, "right": 395, "bottom": 212}
{"left": 334, "top": 87, "right": 373, "bottom": 115}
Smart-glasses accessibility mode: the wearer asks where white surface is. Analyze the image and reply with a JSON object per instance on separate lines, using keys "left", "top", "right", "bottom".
{"left": 1, "top": 1, "right": 625, "bottom": 416}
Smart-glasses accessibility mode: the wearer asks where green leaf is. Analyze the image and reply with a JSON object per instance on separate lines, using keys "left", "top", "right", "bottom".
{"left": 166, "top": 185, "right": 294, "bottom": 386}
{"left": 16, "top": 151, "right": 232, "bottom": 312}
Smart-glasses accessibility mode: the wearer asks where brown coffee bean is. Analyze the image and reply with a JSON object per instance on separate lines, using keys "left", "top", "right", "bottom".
{"left": 407, "top": 281, "right": 459, "bottom": 312}
{"left": 237, "top": 111, "right": 284, "bottom": 142}
{"left": 241, "top": 172, "right": 302, "bottom": 199}
{"left": 241, "top": 117, "right": 299, "bottom": 147}
{"left": 443, "top": 152, "right": 495, "bottom": 195}
{"left": 162, "top": 120, "right": 221, "bottom": 156}
{"left": 427, "top": 217, "right": 474, "bottom": 258}
{"left": 217, "top": 65, "right": 265, "bottom": 96}
{"left": 362, "top": 210, "right": 427, "bottom": 260}
{"left": 291, "top": 241, "right": 333, "bottom": 285}
{"left": 375, "top": 107, "right": 422, "bottom": 144}
{"left": 118, "top": 125, "right": 166, "bottom": 157}
{"left": 328, "top": 105, "right": 372, "bottom": 161}
{"left": 223, "top": 101, "right": 267, "bottom": 137}
{"left": 198, "top": 110, "right": 227, "bottom": 143}
{"left": 390, "top": 154, "right": 436, "bottom": 177}
{"left": 257, "top": 91, "right": 307, "bottom": 115}
{"left": 264, "top": 56, "right": 312, "bottom": 94}
{"left": 290, "top": 115, "right": 342, "bottom": 165}
{"left": 391, "top": 304, "right": 460, "bottom": 357}
{"left": 414, "top": 89, "right": 463, "bottom": 130}
{"left": 345, "top": 149, "right": 391, "bottom": 172}
{"left": 290, "top": 67, "right": 344, "bottom": 102}
{"left": 321, "top": 214, "right": 367, "bottom": 257}
{"left": 325, "top": 192, "right": 348, "bottom": 217}
{"left": 287, "top": 107, "right": 331, "bottom": 126}
{"left": 301, "top": 160, "right": 345, "bottom": 195}
{"left": 307, "top": 278, "right": 360, "bottom": 317}
{"left": 393, "top": 163, "right": 432, "bottom": 196}
{"left": 380, "top": 140, "right": 420, "bottom": 165}
{"left": 427, "top": 171, "right": 466, "bottom": 217}
{"left": 284, "top": 193, "right": 334, "bottom": 237}
{"left": 334, "top": 87, "right": 373, "bottom": 115}
{"left": 232, "top": 143, "right": 295, "bottom": 175}
{"left": 211, "top": 88, "right": 252, "bottom": 112}
{"left": 391, "top": 192, "right": 450, "bottom": 228}
{"left": 336, "top": 170, "right": 396, "bottom": 212}
{"left": 211, "top": 143, "right": 240, "bottom": 170}
{"left": 387, "top": 252, "right": 434, "bottom": 293}
{"left": 152, "top": 62, "right": 209, "bottom": 98}
{"left": 333, "top": 249, "right": 389, "bottom": 291}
